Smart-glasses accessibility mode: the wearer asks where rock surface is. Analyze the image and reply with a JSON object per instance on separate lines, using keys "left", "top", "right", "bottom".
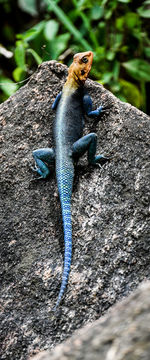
{"left": 30, "top": 281, "right": 150, "bottom": 360}
{"left": 0, "top": 60, "right": 150, "bottom": 360}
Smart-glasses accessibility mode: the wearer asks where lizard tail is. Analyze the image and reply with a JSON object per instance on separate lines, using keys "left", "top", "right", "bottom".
{"left": 53, "top": 157, "right": 74, "bottom": 310}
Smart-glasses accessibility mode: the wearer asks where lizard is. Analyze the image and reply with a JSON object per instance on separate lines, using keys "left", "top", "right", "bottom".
{"left": 32, "top": 51, "right": 109, "bottom": 310}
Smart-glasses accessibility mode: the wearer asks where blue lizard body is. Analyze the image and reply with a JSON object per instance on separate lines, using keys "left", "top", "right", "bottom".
{"left": 32, "top": 51, "right": 109, "bottom": 310}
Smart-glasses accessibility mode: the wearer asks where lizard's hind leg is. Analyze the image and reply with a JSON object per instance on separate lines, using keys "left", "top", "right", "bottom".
{"left": 72, "top": 133, "right": 109, "bottom": 165}
{"left": 32, "top": 148, "right": 55, "bottom": 178}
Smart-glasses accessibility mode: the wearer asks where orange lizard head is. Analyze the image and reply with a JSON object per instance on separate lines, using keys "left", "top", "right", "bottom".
{"left": 68, "top": 51, "right": 93, "bottom": 85}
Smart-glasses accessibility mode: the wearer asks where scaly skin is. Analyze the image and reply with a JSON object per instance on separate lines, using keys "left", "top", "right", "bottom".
{"left": 32, "top": 51, "right": 109, "bottom": 310}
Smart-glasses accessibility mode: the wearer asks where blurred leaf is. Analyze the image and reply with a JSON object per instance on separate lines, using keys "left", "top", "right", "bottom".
{"left": 44, "top": 0, "right": 92, "bottom": 49}
{"left": 98, "top": 21, "right": 105, "bottom": 29}
{"left": 137, "top": 1, "right": 150, "bottom": 18}
{"left": 113, "top": 61, "right": 120, "bottom": 81}
{"left": 12, "top": 68, "right": 23, "bottom": 82}
{"left": 116, "top": 16, "right": 124, "bottom": 31}
{"left": 17, "top": 29, "right": 37, "bottom": 40}
{"left": 120, "top": 45, "right": 128, "bottom": 54}
{"left": 125, "top": 12, "right": 139, "bottom": 29}
{"left": 47, "top": 33, "right": 71, "bottom": 59}
{"left": 144, "top": 47, "right": 150, "bottom": 57}
{"left": 14, "top": 42, "right": 26, "bottom": 69}
{"left": 138, "top": 10, "right": 150, "bottom": 18}
{"left": 27, "top": 49, "right": 42, "bottom": 64}
{"left": 106, "top": 50, "right": 115, "bottom": 60}
{"left": 44, "top": 20, "right": 59, "bottom": 41}
{"left": 111, "top": 81, "right": 121, "bottom": 92}
{"left": 96, "top": 46, "right": 105, "bottom": 57}
{"left": 17, "top": 21, "right": 46, "bottom": 41}
{"left": 0, "top": 77, "right": 19, "bottom": 96}
{"left": 72, "top": 0, "right": 86, "bottom": 7}
{"left": 101, "top": 0, "right": 108, "bottom": 5}
{"left": 97, "top": 22, "right": 106, "bottom": 44}
{"left": 119, "top": 78, "right": 141, "bottom": 108}
{"left": 100, "top": 72, "right": 113, "bottom": 84}
{"left": 123, "top": 59, "right": 150, "bottom": 81}
{"left": 18, "top": 0, "right": 38, "bottom": 16}
{"left": 90, "top": 5, "right": 104, "bottom": 20}
{"left": 82, "top": 14, "right": 99, "bottom": 47}
{"left": 117, "top": 94, "right": 127, "bottom": 102}
{"left": 114, "top": 33, "right": 123, "bottom": 49}
{"left": 104, "top": 9, "right": 113, "bottom": 19}
{"left": 118, "top": 0, "right": 131, "bottom": 3}
{"left": 13, "top": 67, "right": 25, "bottom": 82}
{"left": 72, "top": 7, "right": 99, "bottom": 47}
{"left": 104, "top": 0, "right": 118, "bottom": 20}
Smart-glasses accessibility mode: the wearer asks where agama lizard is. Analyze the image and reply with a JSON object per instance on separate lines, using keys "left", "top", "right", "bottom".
{"left": 32, "top": 51, "right": 109, "bottom": 310}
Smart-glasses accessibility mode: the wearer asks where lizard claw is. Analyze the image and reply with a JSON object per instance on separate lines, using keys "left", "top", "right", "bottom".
{"left": 95, "top": 154, "right": 111, "bottom": 165}
{"left": 97, "top": 105, "right": 103, "bottom": 115}
{"left": 30, "top": 176, "right": 44, "bottom": 182}
{"left": 95, "top": 163, "right": 102, "bottom": 169}
{"left": 29, "top": 164, "right": 46, "bottom": 180}
{"left": 30, "top": 165, "right": 39, "bottom": 173}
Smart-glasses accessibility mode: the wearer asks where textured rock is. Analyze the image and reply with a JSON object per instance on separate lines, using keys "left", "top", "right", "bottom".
{"left": 30, "top": 281, "right": 150, "bottom": 360}
{"left": 0, "top": 60, "right": 150, "bottom": 360}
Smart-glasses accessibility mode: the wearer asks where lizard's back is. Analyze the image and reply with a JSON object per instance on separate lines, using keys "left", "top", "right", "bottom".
{"left": 54, "top": 87, "right": 84, "bottom": 150}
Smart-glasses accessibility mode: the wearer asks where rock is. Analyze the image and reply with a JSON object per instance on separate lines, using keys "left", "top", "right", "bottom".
{"left": 30, "top": 281, "right": 150, "bottom": 360}
{"left": 0, "top": 60, "right": 150, "bottom": 360}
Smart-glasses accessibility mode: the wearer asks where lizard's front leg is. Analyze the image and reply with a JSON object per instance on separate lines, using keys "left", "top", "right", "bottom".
{"left": 83, "top": 93, "right": 105, "bottom": 117}
{"left": 32, "top": 148, "right": 55, "bottom": 178}
{"left": 72, "top": 133, "right": 109, "bottom": 165}
{"left": 51, "top": 92, "right": 62, "bottom": 110}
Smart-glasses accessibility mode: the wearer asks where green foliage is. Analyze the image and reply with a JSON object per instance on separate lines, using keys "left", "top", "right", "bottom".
{"left": 137, "top": 0, "right": 150, "bottom": 18}
{"left": 123, "top": 59, "right": 150, "bottom": 82}
{"left": 118, "top": 79, "right": 141, "bottom": 108}
{"left": 0, "top": 0, "right": 150, "bottom": 112}
{"left": 18, "top": 0, "right": 38, "bottom": 16}
{"left": 44, "top": 20, "right": 59, "bottom": 41}
{"left": 0, "top": 77, "right": 19, "bottom": 98}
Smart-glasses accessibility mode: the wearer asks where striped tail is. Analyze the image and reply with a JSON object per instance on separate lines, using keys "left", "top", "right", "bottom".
{"left": 53, "top": 157, "right": 74, "bottom": 310}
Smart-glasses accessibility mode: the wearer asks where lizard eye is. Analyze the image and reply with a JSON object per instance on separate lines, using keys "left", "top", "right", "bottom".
{"left": 82, "top": 57, "right": 88, "bottom": 63}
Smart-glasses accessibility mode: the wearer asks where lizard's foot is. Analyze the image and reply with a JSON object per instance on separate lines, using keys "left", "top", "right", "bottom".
{"left": 32, "top": 148, "right": 54, "bottom": 179}
{"left": 30, "top": 165, "right": 50, "bottom": 179}
{"left": 90, "top": 154, "right": 111, "bottom": 166}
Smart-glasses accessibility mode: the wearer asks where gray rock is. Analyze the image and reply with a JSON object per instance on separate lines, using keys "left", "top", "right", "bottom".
{"left": 0, "top": 60, "right": 150, "bottom": 360}
{"left": 30, "top": 281, "right": 150, "bottom": 360}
